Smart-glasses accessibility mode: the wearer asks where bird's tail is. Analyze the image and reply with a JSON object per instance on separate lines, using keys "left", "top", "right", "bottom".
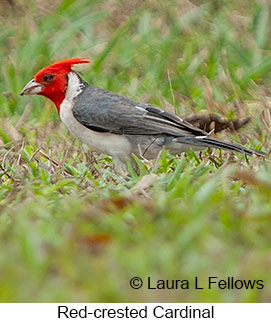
{"left": 176, "top": 135, "right": 266, "bottom": 157}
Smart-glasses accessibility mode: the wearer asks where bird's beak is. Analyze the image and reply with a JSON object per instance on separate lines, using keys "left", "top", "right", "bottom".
{"left": 20, "top": 79, "right": 44, "bottom": 96}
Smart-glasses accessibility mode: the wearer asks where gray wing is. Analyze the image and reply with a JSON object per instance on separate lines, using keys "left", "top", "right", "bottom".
{"left": 72, "top": 86, "right": 206, "bottom": 137}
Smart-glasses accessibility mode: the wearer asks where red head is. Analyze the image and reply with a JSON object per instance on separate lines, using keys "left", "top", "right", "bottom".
{"left": 20, "top": 58, "right": 90, "bottom": 111}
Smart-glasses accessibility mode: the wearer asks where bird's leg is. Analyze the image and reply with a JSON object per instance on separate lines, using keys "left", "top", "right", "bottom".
{"left": 113, "top": 157, "right": 129, "bottom": 177}
{"left": 137, "top": 144, "right": 153, "bottom": 167}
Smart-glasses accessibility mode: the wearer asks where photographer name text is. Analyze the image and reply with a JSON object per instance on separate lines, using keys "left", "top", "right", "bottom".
{"left": 129, "top": 276, "right": 264, "bottom": 290}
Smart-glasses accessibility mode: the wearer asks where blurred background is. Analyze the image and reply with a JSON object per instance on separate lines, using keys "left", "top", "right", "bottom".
{"left": 0, "top": 0, "right": 271, "bottom": 302}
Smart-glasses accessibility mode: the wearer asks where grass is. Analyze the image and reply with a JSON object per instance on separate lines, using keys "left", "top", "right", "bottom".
{"left": 0, "top": 0, "right": 271, "bottom": 302}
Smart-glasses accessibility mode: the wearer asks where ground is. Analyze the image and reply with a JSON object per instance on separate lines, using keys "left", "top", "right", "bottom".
{"left": 0, "top": 0, "right": 271, "bottom": 302}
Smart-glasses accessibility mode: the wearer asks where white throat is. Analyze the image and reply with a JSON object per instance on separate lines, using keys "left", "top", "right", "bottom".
{"left": 64, "top": 71, "right": 85, "bottom": 102}
{"left": 59, "top": 72, "right": 84, "bottom": 128}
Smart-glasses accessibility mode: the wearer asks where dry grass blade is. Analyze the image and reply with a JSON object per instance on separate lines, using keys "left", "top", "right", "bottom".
{"left": 38, "top": 150, "right": 63, "bottom": 167}
{"left": 203, "top": 76, "right": 215, "bottom": 113}
{"left": 1, "top": 119, "right": 23, "bottom": 142}
{"left": 16, "top": 103, "right": 32, "bottom": 129}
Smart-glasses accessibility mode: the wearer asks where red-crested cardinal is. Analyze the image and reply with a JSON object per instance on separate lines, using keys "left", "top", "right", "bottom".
{"left": 20, "top": 58, "right": 265, "bottom": 172}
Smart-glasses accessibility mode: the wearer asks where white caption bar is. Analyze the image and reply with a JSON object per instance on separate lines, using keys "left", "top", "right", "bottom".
{"left": 0, "top": 303, "right": 270, "bottom": 322}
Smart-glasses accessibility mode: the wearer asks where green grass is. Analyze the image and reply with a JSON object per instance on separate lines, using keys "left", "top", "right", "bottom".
{"left": 0, "top": 0, "right": 271, "bottom": 302}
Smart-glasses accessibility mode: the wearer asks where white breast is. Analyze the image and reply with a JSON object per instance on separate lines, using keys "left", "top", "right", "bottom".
{"left": 59, "top": 72, "right": 131, "bottom": 159}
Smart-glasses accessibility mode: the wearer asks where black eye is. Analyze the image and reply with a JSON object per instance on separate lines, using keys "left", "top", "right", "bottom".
{"left": 44, "top": 74, "right": 54, "bottom": 82}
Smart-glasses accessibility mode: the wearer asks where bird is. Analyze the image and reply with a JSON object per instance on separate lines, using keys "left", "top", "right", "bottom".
{"left": 20, "top": 58, "right": 265, "bottom": 173}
